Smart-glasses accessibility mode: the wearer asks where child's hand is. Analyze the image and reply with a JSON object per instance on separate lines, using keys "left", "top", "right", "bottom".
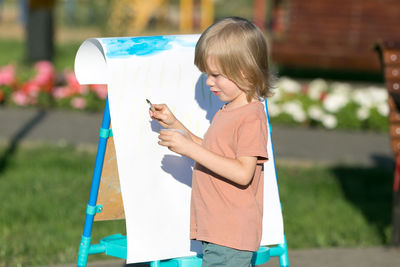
{"left": 158, "top": 129, "right": 195, "bottom": 156}
{"left": 149, "top": 104, "right": 178, "bottom": 129}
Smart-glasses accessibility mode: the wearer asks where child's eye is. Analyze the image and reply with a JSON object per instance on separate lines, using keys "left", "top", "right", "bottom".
{"left": 209, "top": 73, "right": 220, "bottom": 78}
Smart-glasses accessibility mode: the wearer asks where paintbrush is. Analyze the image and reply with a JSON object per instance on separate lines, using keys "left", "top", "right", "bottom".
{"left": 146, "top": 98, "right": 156, "bottom": 112}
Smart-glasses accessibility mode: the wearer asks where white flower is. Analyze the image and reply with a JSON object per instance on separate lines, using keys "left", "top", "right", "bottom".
{"left": 308, "top": 105, "right": 324, "bottom": 121}
{"left": 351, "top": 87, "right": 387, "bottom": 109}
{"left": 331, "top": 82, "right": 352, "bottom": 96}
{"left": 269, "top": 87, "right": 282, "bottom": 102}
{"left": 292, "top": 110, "right": 307, "bottom": 122}
{"left": 282, "top": 101, "right": 306, "bottom": 122}
{"left": 323, "top": 93, "right": 349, "bottom": 113}
{"left": 278, "top": 77, "right": 302, "bottom": 94}
{"left": 377, "top": 102, "right": 389, "bottom": 116}
{"left": 368, "top": 86, "right": 387, "bottom": 103}
{"left": 321, "top": 114, "right": 337, "bottom": 129}
{"left": 352, "top": 89, "right": 373, "bottom": 108}
{"left": 282, "top": 101, "right": 301, "bottom": 114}
{"left": 357, "top": 107, "right": 370, "bottom": 120}
{"left": 308, "top": 79, "right": 328, "bottom": 100}
{"left": 267, "top": 102, "right": 281, "bottom": 117}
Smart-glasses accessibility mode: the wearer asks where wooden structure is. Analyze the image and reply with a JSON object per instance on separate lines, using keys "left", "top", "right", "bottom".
{"left": 270, "top": 0, "right": 400, "bottom": 73}
{"left": 180, "top": 0, "right": 214, "bottom": 32}
{"left": 108, "top": 0, "right": 168, "bottom": 35}
{"left": 94, "top": 135, "right": 125, "bottom": 221}
{"left": 107, "top": 0, "right": 214, "bottom": 35}
{"left": 376, "top": 41, "right": 400, "bottom": 246}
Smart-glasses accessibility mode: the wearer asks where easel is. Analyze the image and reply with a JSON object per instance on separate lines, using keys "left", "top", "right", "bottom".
{"left": 76, "top": 97, "right": 289, "bottom": 267}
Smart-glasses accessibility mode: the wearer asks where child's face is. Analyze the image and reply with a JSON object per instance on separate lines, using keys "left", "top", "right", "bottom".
{"left": 205, "top": 58, "right": 247, "bottom": 108}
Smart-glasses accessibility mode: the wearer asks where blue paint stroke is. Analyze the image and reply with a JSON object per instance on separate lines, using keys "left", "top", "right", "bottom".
{"left": 174, "top": 36, "right": 199, "bottom": 48}
{"left": 101, "top": 35, "right": 198, "bottom": 59}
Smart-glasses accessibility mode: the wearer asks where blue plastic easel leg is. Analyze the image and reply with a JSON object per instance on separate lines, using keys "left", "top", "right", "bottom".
{"left": 77, "top": 97, "right": 111, "bottom": 267}
{"left": 278, "top": 235, "right": 289, "bottom": 267}
{"left": 150, "top": 261, "right": 161, "bottom": 267}
{"left": 264, "top": 99, "right": 290, "bottom": 267}
{"left": 269, "top": 235, "right": 289, "bottom": 267}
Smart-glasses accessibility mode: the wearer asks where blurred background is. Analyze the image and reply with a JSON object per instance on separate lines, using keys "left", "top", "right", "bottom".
{"left": 1, "top": 0, "right": 400, "bottom": 266}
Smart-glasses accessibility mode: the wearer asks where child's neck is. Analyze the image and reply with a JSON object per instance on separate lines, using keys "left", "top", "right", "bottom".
{"left": 225, "top": 98, "right": 258, "bottom": 111}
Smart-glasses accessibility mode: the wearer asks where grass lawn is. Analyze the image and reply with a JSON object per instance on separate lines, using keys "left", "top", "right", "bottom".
{"left": 278, "top": 165, "right": 393, "bottom": 248}
{"left": 0, "top": 144, "right": 394, "bottom": 266}
{"left": 0, "top": 144, "right": 125, "bottom": 266}
{"left": 0, "top": 38, "right": 81, "bottom": 71}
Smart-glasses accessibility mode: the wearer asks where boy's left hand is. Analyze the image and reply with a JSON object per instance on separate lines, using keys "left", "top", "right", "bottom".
{"left": 158, "top": 129, "right": 195, "bottom": 156}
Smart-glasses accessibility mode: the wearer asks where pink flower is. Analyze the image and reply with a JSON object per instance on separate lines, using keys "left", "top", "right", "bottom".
{"left": 52, "top": 86, "right": 70, "bottom": 100}
{"left": 320, "top": 91, "right": 328, "bottom": 102}
{"left": 65, "top": 71, "right": 77, "bottom": 85}
{"left": 0, "top": 65, "right": 16, "bottom": 86}
{"left": 71, "top": 97, "right": 86, "bottom": 109}
{"left": 33, "top": 61, "right": 55, "bottom": 92}
{"left": 21, "top": 81, "right": 41, "bottom": 95}
{"left": 35, "top": 61, "right": 54, "bottom": 74}
{"left": 33, "top": 72, "right": 52, "bottom": 86}
{"left": 90, "top": 84, "right": 107, "bottom": 99}
{"left": 64, "top": 70, "right": 91, "bottom": 97}
{"left": 12, "top": 91, "right": 29, "bottom": 106}
{"left": 301, "top": 84, "right": 308, "bottom": 94}
{"left": 79, "top": 85, "right": 89, "bottom": 95}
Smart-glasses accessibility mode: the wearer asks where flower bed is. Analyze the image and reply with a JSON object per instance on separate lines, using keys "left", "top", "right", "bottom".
{"left": 0, "top": 62, "right": 390, "bottom": 132}
{"left": 0, "top": 61, "right": 106, "bottom": 111}
{"left": 268, "top": 77, "right": 389, "bottom": 132}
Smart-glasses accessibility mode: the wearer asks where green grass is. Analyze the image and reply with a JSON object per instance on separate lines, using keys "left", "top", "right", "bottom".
{"left": 0, "top": 38, "right": 81, "bottom": 71}
{"left": 0, "top": 39, "right": 25, "bottom": 67}
{"left": 278, "top": 165, "right": 393, "bottom": 248}
{"left": 0, "top": 144, "right": 125, "bottom": 266}
{"left": 0, "top": 144, "right": 394, "bottom": 266}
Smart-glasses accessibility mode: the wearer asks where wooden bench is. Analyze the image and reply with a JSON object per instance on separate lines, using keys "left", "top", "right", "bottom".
{"left": 376, "top": 40, "right": 400, "bottom": 246}
{"left": 271, "top": 0, "right": 400, "bottom": 72}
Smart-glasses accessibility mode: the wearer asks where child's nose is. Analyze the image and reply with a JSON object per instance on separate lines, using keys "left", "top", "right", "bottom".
{"left": 206, "top": 75, "right": 214, "bottom": 87}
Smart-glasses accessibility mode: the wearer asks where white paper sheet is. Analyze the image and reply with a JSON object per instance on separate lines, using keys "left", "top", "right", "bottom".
{"left": 75, "top": 35, "right": 284, "bottom": 264}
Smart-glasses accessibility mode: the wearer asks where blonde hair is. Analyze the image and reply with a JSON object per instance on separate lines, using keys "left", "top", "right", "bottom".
{"left": 195, "top": 17, "right": 274, "bottom": 102}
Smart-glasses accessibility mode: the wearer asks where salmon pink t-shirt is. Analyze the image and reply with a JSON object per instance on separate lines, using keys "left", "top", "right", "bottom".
{"left": 190, "top": 101, "right": 269, "bottom": 251}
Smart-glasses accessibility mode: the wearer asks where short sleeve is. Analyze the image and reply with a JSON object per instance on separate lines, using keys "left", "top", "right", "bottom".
{"left": 236, "top": 119, "right": 268, "bottom": 163}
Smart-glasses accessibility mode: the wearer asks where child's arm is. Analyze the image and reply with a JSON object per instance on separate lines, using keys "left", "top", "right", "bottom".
{"left": 150, "top": 104, "right": 203, "bottom": 145}
{"left": 158, "top": 130, "right": 257, "bottom": 186}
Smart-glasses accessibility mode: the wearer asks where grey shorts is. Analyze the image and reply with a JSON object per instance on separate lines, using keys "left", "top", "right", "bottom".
{"left": 201, "top": 242, "right": 253, "bottom": 267}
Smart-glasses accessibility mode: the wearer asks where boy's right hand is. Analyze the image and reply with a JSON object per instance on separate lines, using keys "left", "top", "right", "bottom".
{"left": 149, "top": 104, "right": 178, "bottom": 129}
